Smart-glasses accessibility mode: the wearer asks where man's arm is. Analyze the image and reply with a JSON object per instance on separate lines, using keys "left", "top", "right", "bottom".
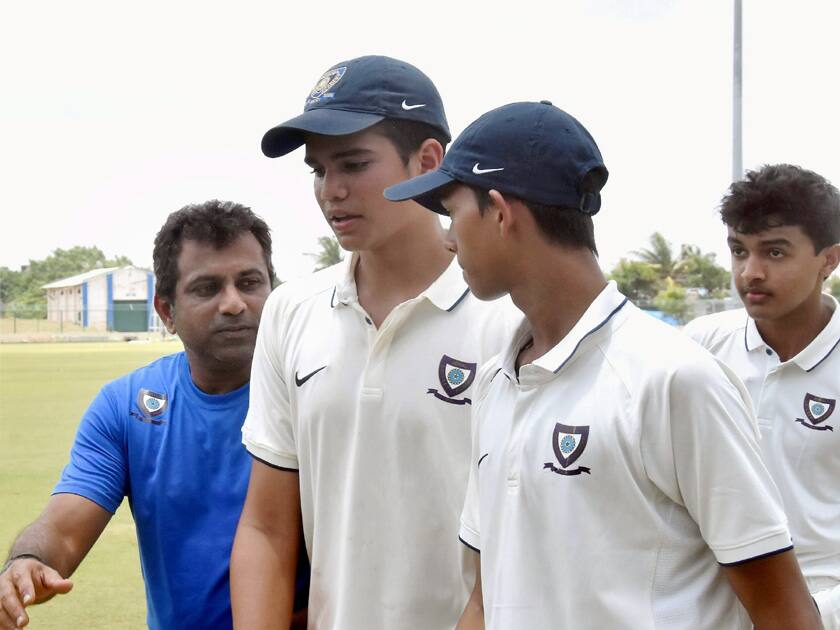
{"left": 456, "top": 552, "right": 483, "bottom": 630}
{"left": 230, "top": 459, "right": 302, "bottom": 630}
{"left": 0, "top": 494, "right": 111, "bottom": 629}
{"left": 723, "top": 550, "right": 822, "bottom": 630}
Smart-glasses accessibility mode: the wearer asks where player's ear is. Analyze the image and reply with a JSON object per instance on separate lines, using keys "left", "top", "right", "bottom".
{"left": 412, "top": 138, "right": 444, "bottom": 176}
{"left": 488, "top": 189, "right": 515, "bottom": 239}
{"left": 154, "top": 294, "right": 176, "bottom": 334}
{"left": 820, "top": 243, "right": 840, "bottom": 280}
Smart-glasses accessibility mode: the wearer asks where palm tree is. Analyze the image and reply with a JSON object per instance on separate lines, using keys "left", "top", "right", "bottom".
{"left": 674, "top": 244, "right": 730, "bottom": 296}
{"left": 306, "top": 236, "right": 344, "bottom": 271}
{"left": 633, "top": 232, "right": 676, "bottom": 279}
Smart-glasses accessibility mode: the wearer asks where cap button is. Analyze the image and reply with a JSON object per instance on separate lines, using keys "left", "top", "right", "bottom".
{"left": 539, "top": 100, "right": 553, "bottom": 106}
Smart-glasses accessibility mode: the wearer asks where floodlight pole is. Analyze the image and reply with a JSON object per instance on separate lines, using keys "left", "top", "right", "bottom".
{"left": 733, "top": 0, "right": 743, "bottom": 182}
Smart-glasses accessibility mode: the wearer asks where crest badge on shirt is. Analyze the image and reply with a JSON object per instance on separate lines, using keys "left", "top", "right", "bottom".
{"left": 544, "top": 422, "right": 591, "bottom": 476}
{"left": 796, "top": 392, "right": 835, "bottom": 432}
{"left": 132, "top": 389, "right": 168, "bottom": 425}
{"left": 427, "top": 355, "right": 476, "bottom": 405}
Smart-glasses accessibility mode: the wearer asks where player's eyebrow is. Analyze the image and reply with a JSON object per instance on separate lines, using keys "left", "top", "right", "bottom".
{"left": 304, "top": 148, "right": 374, "bottom": 167}
{"left": 183, "top": 273, "right": 222, "bottom": 287}
{"left": 727, "top": 235, "right": 793, "bottom": 248}
{"left": 757, "top": 238, "right": 793, "bottom": 247}
{"left": 330, "top": 148, "right": 374, "bottom": 160}
{"left": 184, "top": 268, "right": 266, "bottom": 285}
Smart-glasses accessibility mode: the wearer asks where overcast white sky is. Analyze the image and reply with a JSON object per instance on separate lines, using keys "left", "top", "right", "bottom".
{"left": 2, "top": 0, "right": 838, "bottom": 281}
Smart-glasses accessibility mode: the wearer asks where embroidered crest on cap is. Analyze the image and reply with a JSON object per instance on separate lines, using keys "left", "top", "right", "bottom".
{"left": 427, "top": 355, "right": 476, "bottom": 405}
{"left": 544, "top": 422, "right": 591, "bottom": 476}
{"left": 306, "top": 66, "right": 347, "bottom": 106}
{"left": 796, "top": 392, "right": 835, "bottom": 432}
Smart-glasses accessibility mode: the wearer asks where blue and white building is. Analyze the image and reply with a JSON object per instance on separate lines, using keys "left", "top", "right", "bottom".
{"left": 43, "top": 266, "right": 156, "bottom": 332}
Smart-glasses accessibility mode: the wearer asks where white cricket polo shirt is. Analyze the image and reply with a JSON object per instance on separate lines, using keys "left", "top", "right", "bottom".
{"left": 243, "top": 255, "right": 514, "bottom": 630}
{"left": 685, "top": 294, "right": 840, "bottom": 595}
{"left": 460, "top": 282, "right": 792, "bottom": 630}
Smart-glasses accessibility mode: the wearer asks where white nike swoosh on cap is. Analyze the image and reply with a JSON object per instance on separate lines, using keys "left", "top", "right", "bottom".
{"left": 472, "top": 163, "right": 505, "bottom": 175}
{"left": 401, "top": 100, "right": 426, "bottom": 110}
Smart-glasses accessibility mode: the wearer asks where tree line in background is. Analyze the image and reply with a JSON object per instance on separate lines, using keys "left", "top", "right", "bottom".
{"left": 608, "top": 232, "right": 732, "bottom": 323}
{"left": 0, "top": 247, "right": 132, "bottom": 310}
{"left": 2, "top": 236, "right": 839, "bottom": 323}
{"left": 608, "top": 232, "right": 840, "bottom": 323}
{"left": 0, "top": 238, "right": 347, "bottom": 314}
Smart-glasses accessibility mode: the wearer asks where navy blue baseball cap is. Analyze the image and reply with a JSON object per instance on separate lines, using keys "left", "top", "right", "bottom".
{"left": 261, "top": 55, "right": 451, "bottom": 158}
{"left": 384, "top": 101, "right": 608, "bottom": 215}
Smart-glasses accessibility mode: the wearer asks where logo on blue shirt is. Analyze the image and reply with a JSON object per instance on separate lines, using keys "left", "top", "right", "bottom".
{"left": 133, "top": 388, "right": 169, "bottom": 425}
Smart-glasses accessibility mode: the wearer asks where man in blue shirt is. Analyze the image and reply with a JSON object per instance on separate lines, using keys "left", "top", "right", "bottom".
{"left": 0, "top": 200, "right": 308, "bottom": 629}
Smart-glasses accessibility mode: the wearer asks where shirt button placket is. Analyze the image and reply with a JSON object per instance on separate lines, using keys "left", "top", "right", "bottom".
{"left": 506, "top": 378, "right": 528, "bottom": 495}
{"left": 355, "top": 304, "right": 385, "bottom": 400}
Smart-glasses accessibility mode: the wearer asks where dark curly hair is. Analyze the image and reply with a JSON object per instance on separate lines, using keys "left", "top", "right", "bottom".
{"left": 720, "top": 164, "right": 840, "bottom": 252}
{"left": 153, "top": 200, "right": 275, "bottom": 302}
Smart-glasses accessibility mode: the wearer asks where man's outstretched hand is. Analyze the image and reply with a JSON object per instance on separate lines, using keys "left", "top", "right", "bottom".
{"left": 0, "top": 558, "right": 73, "bottom": 629}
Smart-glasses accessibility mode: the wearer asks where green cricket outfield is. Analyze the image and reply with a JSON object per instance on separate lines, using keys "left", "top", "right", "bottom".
{"left": 0, "top": 340, "right": 183, "bottom": 629}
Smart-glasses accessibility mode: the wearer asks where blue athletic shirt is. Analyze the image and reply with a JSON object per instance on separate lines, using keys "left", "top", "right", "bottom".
{"left": 54, "top": 351, "right": 308, "bottom": 629}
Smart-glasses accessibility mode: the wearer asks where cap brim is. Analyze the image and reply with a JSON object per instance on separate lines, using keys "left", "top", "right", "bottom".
{"left": 261, "top": 109, "right": 386, "bottom": 158}
{"left": 383, "top": 169, "right": 456, "bottom": 215}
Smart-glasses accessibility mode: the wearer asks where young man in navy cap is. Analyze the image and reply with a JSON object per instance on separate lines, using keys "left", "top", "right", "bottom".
{"left": 385, "top": 102, "right": 821, "bottom": 629}
{"left": 231, "top": 56, "right": 512, "bottom": 629}
{"left": 684, "top": 164, "right": 840, "bottom": 629}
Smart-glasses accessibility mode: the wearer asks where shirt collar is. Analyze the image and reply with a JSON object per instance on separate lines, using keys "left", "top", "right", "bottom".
{"left": 331, "top": 254, "right": 359, "bottom": 308}
{"left": 500, "top": 281, "right": 629, "bottom": 380}
{"left": 420, "top": 256, "right": 471, "bottom": 312}
{"left": 744, "top": 293, "right": 840, "bottom": 372}
{"left": 792, "top": 294, "right": 840, "bottom": 372}
{"left": 331, "top": 254, "right": 470, "bottom": 313}
{"left": 744, "top": 313, "right": 765, "bottom": 352}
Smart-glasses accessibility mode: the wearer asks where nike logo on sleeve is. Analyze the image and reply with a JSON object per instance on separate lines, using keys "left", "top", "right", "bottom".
{"left": 295, "top": 366, "right": 327, "bottom": 387}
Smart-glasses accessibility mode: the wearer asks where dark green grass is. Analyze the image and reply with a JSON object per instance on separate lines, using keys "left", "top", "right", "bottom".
{"left": 0, "top": 341, "right": 182, "bottom": 629}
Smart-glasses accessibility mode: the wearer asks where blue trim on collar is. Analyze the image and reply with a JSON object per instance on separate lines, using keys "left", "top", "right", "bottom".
{"left": 446, "top": 287, "right": 471, "bottom": 312}
{"left": 807, "top": 335, "right": 840, "bottom": 373}
{"left": 552, "top": 297, "right": 629, "bottom": 375}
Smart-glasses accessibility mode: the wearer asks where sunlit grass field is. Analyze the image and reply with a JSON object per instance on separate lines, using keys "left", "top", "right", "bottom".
{"left": 0, "top": 341, "right": 183, "bottom": 628}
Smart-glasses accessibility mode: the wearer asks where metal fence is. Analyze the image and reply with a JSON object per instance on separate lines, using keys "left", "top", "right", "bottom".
{"left": 0, "top": 306, "right": 163, "bottom": 335}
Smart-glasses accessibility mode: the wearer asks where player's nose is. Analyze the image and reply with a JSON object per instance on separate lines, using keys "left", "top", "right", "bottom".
{"left": 740, "top": 254, "right": 765, "bottom": 282}
{"left": 218, "top": 284, "right": 247, "bottom": 315}
{"left": 317, "top": 170, "right": 349, "bottom": 203}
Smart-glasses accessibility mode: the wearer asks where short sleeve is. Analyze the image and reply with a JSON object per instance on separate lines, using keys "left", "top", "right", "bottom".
{"left": 458, "top": 358, "right": 500, "bottom": 552}
{"left": 53, "top": 386, "right": 128, "bottom": 513}
{"left": 640, "top": 355, "right": 791, "bottom": 565}
{"left": 459, "top": 418, "right": 481, "bottom": 552}
{"left": 241, "top": 290, "right": 298, "bottom": 470}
